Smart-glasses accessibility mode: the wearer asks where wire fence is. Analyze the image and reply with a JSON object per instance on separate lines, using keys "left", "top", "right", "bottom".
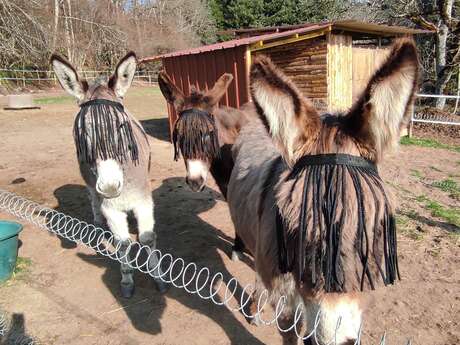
{"left": 0, "top": 189, "right": 415, "bottom": 345}
{"left": 0, "top": 69, "right": 158, "bottom": 86}
{"left": 413, "top": 94, "right": 460, "bottom": 126}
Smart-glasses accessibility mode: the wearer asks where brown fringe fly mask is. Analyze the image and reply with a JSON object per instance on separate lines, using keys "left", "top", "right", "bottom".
{"left": 74, "top": 99, "right": 139, "bottom": 165}
{"left": 172, "top": 109, "right": 220, "bottom": 161}
{"left": 276, "top": 153, "right": 399, "bottom": 293}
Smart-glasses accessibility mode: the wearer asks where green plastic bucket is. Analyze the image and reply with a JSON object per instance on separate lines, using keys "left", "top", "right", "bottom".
{"left": 0, "top": 220, "right": 23, "bottom": 282}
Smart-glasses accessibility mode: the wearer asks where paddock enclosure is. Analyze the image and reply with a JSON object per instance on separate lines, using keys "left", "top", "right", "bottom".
{"left": 0, "top": 85, "right": 459, "bottom": 344}
{"left": 142, "top": 20, "right": 431, "bottom": 136}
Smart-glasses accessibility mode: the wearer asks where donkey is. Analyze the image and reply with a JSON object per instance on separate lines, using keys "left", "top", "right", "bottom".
{"left": 51, "top": 52, "right": 166, "bottom": 298}
{"left": 227, "top": 38, "right": 419, "bottom": 344}
{"left": 158, "top": 71, "right": 252, "bottom": 260}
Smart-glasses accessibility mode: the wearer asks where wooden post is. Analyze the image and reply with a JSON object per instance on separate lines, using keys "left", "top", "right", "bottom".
{"left": 327, "top": 33, "right": 352, "bottom": 113}
{"left": 245, "top": 47, "right": 252, "bottom": 101}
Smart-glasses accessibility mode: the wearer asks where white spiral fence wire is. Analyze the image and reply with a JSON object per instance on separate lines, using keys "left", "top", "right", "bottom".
{"left": 0, "top": 312, "right": 6, "bottom": 336}
{"left": 0, "top": 189, "right": 412, "bottom": 345}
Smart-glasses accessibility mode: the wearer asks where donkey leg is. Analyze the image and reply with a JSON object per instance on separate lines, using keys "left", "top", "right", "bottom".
{"left": 101, "top": 205, "right": 134, "bottom": 298}
{"left": 88, "top": 188, "right": 103, "bottom": 226}
{"left": 134, "top": 202, "right": 168, "bottom": 294}
{"left": 231, "top": 234, "right": 245, "bottom": 261}
{"left": 278, "top": 313, "right": 302, "bottom": 345}
{"left": 248, "top": 274, "right": 264, "bottom": 326}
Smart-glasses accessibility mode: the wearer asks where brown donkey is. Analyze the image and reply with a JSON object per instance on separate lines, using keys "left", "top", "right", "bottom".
{"left": 158, "top": 72, "right": 252, "bottom": 260}
{"left": 227, "top": 38, "right": 419, "bottom": 344}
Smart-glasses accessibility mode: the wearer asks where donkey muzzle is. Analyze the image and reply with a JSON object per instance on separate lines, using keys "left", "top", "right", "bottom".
{"left": 95, "top": 159, "right": 124, "bottom": 199}
{"left": 96, "top": 180, "right": 122, "bottom": 198}
{"left": 185, "top": 176, "right": 205, "bottom": 192}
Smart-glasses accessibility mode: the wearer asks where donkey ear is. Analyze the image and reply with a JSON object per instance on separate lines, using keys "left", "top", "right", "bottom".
{"left": 204, "top": 73, "right": 233, "bottom": 106}
{"left": 250, "top": 55, "right": 319, "bottom": 166}
{"left": 51, "top": 54, "right": 87, "bottom": 101}
{"left": 109, "top": 51, "right": 137, "bottom": 98}
{"left": 346, "top": 38, "right": 419, "bottom": 160}
{"left": 158, "top": 70, "right": 185, "bottom": 109}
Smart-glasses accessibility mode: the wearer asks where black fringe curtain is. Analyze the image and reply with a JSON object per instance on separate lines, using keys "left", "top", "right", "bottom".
{"left": 276, "top": 154, "right": 400, "bottom": 293}
{"left": 172, "top": 109, "right": 220, "bottom": 161}
{"left": 74, "top": 99, "right": 139, "bottom": 165}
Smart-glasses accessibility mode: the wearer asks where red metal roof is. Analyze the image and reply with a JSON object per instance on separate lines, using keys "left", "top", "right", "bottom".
{"left": 140, "top": 20, "right": 432, "bottom": 62}
{"left": 141, "top": 23, "right": 330, "bottom": 62}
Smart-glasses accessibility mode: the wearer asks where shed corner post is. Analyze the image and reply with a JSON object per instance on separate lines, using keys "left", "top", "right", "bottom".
{"left": 327, "top": 32, "right": 353, "bottom": 113}
{"left": 245, "top": 46, "right": 252, "bottom": 101}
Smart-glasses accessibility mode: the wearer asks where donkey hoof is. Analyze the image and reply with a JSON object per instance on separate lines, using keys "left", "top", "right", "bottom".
{"left": 139, "top": 232, "right": 156, "bottom": 246}
{"left": 120, "top": 284, "right": 135, "bottom": 298}
{"left": 250, "top": 314, "right": 262, "bottom": 327}
{"left": 231, "top": 250, "right": 243, "bottom": 262}
{"left": 155, "top": 281, "right": 169, "bottom": 294}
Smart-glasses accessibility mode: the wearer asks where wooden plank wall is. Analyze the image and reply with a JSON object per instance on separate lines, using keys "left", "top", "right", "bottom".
{"left": 327, "top": 33, "right": 353, "bottom": 113}
{"left": 352, "top": 46, "right": 390, "bottom": 101}
{"left": 254, "top": 37, "right": 328, "bottom": 111}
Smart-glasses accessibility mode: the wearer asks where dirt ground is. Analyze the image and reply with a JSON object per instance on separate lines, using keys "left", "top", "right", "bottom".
{"left": 0, "top": 87, "right": 458, "bottom": 345}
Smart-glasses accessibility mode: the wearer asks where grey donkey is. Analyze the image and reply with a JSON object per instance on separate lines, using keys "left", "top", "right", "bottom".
{"left": 51, "top": 52, "right": 167, "bottom": 297}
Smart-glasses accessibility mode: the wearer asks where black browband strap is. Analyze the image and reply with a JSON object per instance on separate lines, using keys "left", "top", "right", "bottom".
{"left": 80, "top": 98, "right": 124, "bottom": 110}
{"left": 289, "top": 153, "right": 377, "bottom": 178}
{"left": 178, "top": 108, "right": 212, "bottom": 118}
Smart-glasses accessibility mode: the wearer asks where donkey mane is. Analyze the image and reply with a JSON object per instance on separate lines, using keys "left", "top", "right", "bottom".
{"left": 172, "top": 108, "right": 220, "bottom": 162}
{"left": 74, "top": 98, "right": 141, "bottom": 165}
{"left": 276, "top": 153, "right": 398, "bottom": 294}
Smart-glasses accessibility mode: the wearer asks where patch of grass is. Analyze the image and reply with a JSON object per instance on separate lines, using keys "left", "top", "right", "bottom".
{"left": 0, "top": 257, "right": 31, "bottom": 286}
{"left": 396, "top": 212, "right": 424, "bottom": 240}
{"left": 410, "top": 169, "right": 424, "bottom": 179}
{"left": 400, "top": 136, "right": 460, "bottom": 153}
{"left": 13, "top": 257, "right": 31, "bottom": 276}
{"left": 425, "top": 200, "right": 460, "bottom": 228}
{"left": 416, "top": 194, "right": 460, "bottom": 227}
{"left": 415, "top": 194, "right": 429, "bottom": 203}
{"left": 432, "top": 178, "right": 460, "bottom": 200}
{"left": 35, "top": 95, "right": 73, "bottom": 105}
{"left": 128, "top": 87, "right": 161, "bottom": 97}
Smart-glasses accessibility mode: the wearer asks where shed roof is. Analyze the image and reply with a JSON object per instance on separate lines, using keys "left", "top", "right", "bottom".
{"left": 141, "top": 20, "right": 432, "bottom": 62}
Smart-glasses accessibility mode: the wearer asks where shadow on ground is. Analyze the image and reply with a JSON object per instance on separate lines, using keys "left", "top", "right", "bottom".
{"left": 141, "top": 118, "right": 170, "bottom": 142}
{"left": 0, "top": 313, "right": 36, "bottom": 345}
{"left": 51, "top": 179, "right": 262, "bottom": 344}
{"left": 404, "top": 210, "right": 460, "bottom": 234}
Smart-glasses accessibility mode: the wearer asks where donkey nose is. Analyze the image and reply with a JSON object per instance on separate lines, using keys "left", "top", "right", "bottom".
{"left": 186, "top": 176, "right": 205, "bottom": 192}
{"left": 96, "top": 180, "right": 122, "bottom": 198}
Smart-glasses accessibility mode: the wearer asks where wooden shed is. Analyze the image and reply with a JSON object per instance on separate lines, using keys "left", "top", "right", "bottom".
{"left": 141, "top": 20, "right": 429, "bottom": 134}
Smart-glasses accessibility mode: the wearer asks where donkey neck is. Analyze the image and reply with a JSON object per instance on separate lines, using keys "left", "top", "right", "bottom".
{"left": 209, "top": 106, "right": 251, "bottom": 198}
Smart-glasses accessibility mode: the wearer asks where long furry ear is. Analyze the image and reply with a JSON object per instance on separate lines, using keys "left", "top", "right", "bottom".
{"left": 250, "top": 55, "right": 319, "bottom": 166}
{"left": 50, "top": 54, "right": 87, "bottom": 101}
{"left": 204, "top": 73, "right": 233, "bottom": 106}
{"left": 108, "top": 51, "right": 137, "bottom": 98}
{"left": 158, "top": 70, "right": 185, "bottom": 110}
{"left": 346, "top": 38, "right": 419, "bottom": 160}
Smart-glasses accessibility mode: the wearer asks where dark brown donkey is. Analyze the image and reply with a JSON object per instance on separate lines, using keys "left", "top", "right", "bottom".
{"left": 158, "top": 72, "right": 252, "bottom": 260}
{"left": 227, "top": 38, "right": 419, "bottom": 344}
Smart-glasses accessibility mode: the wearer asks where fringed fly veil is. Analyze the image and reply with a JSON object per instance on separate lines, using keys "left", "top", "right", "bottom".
{"left": 74, "top": 99, "right": 139, "bottom": 165}
{"left": 172, "top": 109, "right": 220, "bottom": 161}
{"left": 277, "top": 154, "right": 399, "bottom": 293}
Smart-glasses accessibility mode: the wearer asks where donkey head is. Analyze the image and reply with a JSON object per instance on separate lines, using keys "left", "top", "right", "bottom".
{"left": 251, "top": 38, "right": 419, "bottom": 295}
{"left": 251, "top": 38, "right": 419, "bottom": 166}
{"left": 51, "top": 52, "right": 138, "bottom": 198}
{"left": 158, "top": 71, "right": 233, "bottom": 192}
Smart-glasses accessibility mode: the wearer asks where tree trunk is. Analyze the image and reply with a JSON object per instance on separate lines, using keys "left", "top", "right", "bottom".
{"left": 435, "top": 24, "right": 448, "bottom": 109}
{"left": 51, "top": 0, "right": 60, "bottom": 52}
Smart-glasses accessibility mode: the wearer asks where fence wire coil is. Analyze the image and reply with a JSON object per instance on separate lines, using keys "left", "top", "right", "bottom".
{"left": 0, "top": 189, "right": 412, "bottom": 345}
